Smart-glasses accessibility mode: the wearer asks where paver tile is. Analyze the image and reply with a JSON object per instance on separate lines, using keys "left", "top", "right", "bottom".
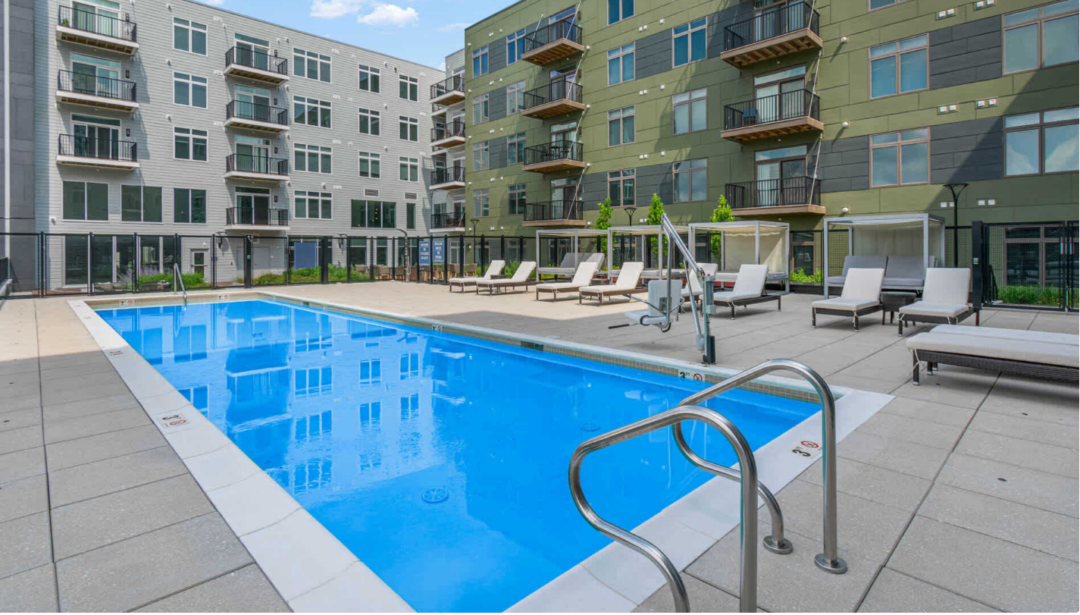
{"left": 135, "top": 565, "right": 288, "bottom": 613}
{"left": 0, "top": 512, "right": 52, "bottom": 582}
{"left": 0, "top": 447, "right": 46, "bottom": 486}
{"left": 0, "top": 565, "right": 59, "bottom": 613}
{"left": 954, "top": 430, "right": 1078, "bottom": 479}
{"left": 876, "top": 396, "right": 975, "bottom": 428}
{"left": 45, "top": 425, "right": 166, "bottom": 471}
{"left": 0, "top": 426, "right": 43, "bottom": 456}
{"left": 0, "top": 408, "right": 42, "bottom": 433}
{"left": 42, "top": 393, "right": 141, "bottom": 424}
{"left": 0, "top": 474, "right": 49, "bottom": 525}
{"left": 634, "top": 574, "right": 742, "bottom": 613}
{"left": 967, "top": 410, "right": 1079, "bottom": 450}
{"left": 48, "top": 445, "right": 185, "bottom": 507}
{"left": 858, "top": 568, "right": 999, "bottom": 612}
{"left": 43, "top": 408, "right": 150, "bottom": 444}
{"left": 800, "top": 457, "right": 931, "bottom": 513}
{"left": 836, "top": 431, "right": 949, "bottom": 480}
{"left": 936, "top": 453, "right": 1078, "bottom": 518}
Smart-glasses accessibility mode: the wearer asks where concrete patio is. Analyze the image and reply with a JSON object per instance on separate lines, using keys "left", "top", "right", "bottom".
{"left": 0, "top": 284, "right": 1076, "bottom": 612}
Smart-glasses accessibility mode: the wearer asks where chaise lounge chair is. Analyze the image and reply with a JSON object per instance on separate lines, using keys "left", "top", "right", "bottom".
{"left": 713, "top": 264, "right": 781, "bottom": 319}
{"left": 906, "top": 325, "right": 1078, "bottom": 385}
{"left": 449, "top": 260, "right": 504, "bottom": 292}
{"left": 579, "top": 262, "right": 646, "bottom": 305}
{"left": 883, "top": 255, "right": 934, "bottom": 292}
{"left": 898, "top": 268, "right": 979, "bottom": 335}
{"left": 681, "top": 263, "right": 718, "bottom": 309}
{"left": 535, "top": 261, "right": 599, "bottom": 301}
{"left": 477, "top": 261, "right": 537, "bottom": 294}
{"left": 825, "top": 255, "right": 888, "bottom": 292}
{"left": 812, "top": 268, "right": 885, "bottom": 330}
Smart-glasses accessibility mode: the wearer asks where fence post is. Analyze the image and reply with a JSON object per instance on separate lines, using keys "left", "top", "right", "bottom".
{"left": 244, "top": 235, "right": 253, "bottom": 288}
{"left": 38, "top": 232, "right": 46, "bottom": 295}
{"left": 87, "top": 233, "right": 94, "bottom": 295}
{"left": 320, "top": 236, "right": 330, "bottom": 284}
{"left": 971, "top": 221, "right": 984, "bottom": 312}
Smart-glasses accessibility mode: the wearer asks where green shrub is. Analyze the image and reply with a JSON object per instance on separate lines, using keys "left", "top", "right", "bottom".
{"left": 790, "top": 268, "right": 823, "bottom": 284}
{"left": 998, "top": 285, "right": 1062, "bottom": 307}
{"left": 138, "top": 271, "right": 207, "bottom": 289}
{"left": 504, "top": 260, "right": 520, "bottom": 277}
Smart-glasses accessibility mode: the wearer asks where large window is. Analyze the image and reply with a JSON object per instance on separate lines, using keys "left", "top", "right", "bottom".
{"left": 353, "top": 201, "right": 396, "bottom": 229}
{"left": 294, "top": 48, "right": 331, "bottom": 82}
{"left": 608, "top": 106, "right": 635, "bottom": 146}
{"left": 508, "top": 184, "right": 527, "bottom": 214}
{"left": 472, "top": 46, "right": 489, "bottom": 77}
{"left": 399, "top": 157, "right": 419, "bottom": 181}
{"left": 473, "top": 189, "right": 489, "bottom": 217}
{"left": 358, "top": 65, "right": 380, "bottom": 92}
{"left": 608, "top": 0, "right": 634, "bottom": 24}
{"left": 869, "top": 34, "right": 927, "bottom": 98}
{"left": 121, "top": 186, "right": 162, "bottom": 222}
{"left": 1004, "top": 1, "right": 1079, "bottom": 73}
{"left": 508, "top": 133, "right": 526, "bottom": 165}
{"left": 295, "top": 96, "right": 331, "bottom": 128}
{"left": 173, "top": 72, "right": 207, "bottom": 108}
{"left": 473, "top": 141, "right": 490, "bottom": 171}
{"left": 673, "top": 159, "right": 707, "bottom": 202}
{"left": 63, "top": 181, "right": 108, "bottom": 221}
{"left": 473, "top": 93, "right": 489, "bottom": 124}
{"left": 294, "top": 144, "right": 332, "bottom": 174}
{"left": 1005, "top": 107, "right": 1079, "bottom": 176}
{"left": 673, "top": 18, "right": 707, "bottom": 67}
{"left": 174, "top": 188, "right": 206, "bottom": 224}
{"left": 406, "top": 203, "right": 416, "bottom": 230}
{"left": 608, "top": 169, "right": 636, "bottom": 206}
{"left": 295, "top": 191, "right": 332, "bottom": 219}
{"left": 871, "top": 128, "right": 929, "bottom": 186}
{"left": 608, "top": 43, "right": 635, "bottom": 85}
{"left": 870, "top": 0, "right": 912, "bottom": 9}
{"left": 173, "top": 18, "right": 207, "bottom": 55}
{"left": 399, "top": 116, "right": 418, "bottom": 141}
{"left": 507, "top": 81, "right": 526, "bottom": 114}
{"left": 507, "top": 29, "right": 526, "bottom": 64}
{"left": 358, "top": 108, "right": 380, "bottom": 135}
{"left": 1004, "top": 225, "right": 1078, "bottom": 289}
{"left": 359, "top": 151, "right": 381, "bottom": 178}
{"left": 673, "top": 88, "right": 707, "bottom": 135}
{"left": 399, "top": 75, "right": 418, "bottom": 101}
{"left": 174, "top": 127, "right": 207, "bottom": 161}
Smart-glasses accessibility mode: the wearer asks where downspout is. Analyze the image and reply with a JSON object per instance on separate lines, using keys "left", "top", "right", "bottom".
{"left": 4, "top": 0, "right": 11, "bottom": 255}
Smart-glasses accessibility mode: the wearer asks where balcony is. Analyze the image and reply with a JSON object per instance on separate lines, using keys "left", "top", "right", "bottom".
{"left": 224, "top": 154, "right": 289, "bottom": 182}
{"left": 721, "top": 90, "right": 822, "bottom": 142}
{"left": 522, "top": 20, "right": 584, "bottom": 65}
{"left": 225, "top": 101, "right": 290, "bottom": 133}
{"left": 431, "top": 104, "right": 448, "bottom": 119}
{"left": 431, "top": 74, "right": 466, "bottom": 106}
{"left": 522, "top": 141, "right": 585, "bottom": 173}
{"left": 225, "top": 207, "right": 290, "bottom": 231}
{"left": 524, "top": 200, "right": 586, "bottom": 228}
{"left": 55, "top": 70, "right": 138, "bottom": 113}
{"left": 56, "top": 6, "right": 138, "bottom": 54}
{"left": 56, "top": 134, "right": 138, "bottom": 170}
{"left": 432, "top": 165, "right": 466, "bottom": 190}
{"left": 431, "top": 120, "right": 466, "bottom": 150}
{"left": 431, "top": 210, "right": 466, "bottom": 233}
{"left": 522, "top": 79, "right": 584, "bottom": 120}
{"left": 724, "top": 177, "right": 823, "bottom": 216}
{"left": 721, "top": 1, "right": 822, "bottom": 68}
{"left": 224, "top": 47, "right": 289, "bottom": 84}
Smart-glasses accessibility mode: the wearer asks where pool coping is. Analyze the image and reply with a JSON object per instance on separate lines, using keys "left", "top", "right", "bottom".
{"left": 70, "top": 290, "right": 894, "bottom": 612}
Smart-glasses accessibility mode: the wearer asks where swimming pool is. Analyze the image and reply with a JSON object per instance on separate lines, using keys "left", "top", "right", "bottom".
{"left": 97, "top": 299, "right": 822, "bottom": 612}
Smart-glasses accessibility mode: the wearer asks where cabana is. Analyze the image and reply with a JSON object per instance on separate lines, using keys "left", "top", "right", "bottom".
{"left": 822, "top": 214, "right": 946, "bottom": 297}
{"left": 688, "top": 221, "right": 790, "bottom": 292}
{"left": 605, "top": 225, "right": 690, "bottom": 280}
{"left": 534, "top": 229, "right": 609, "bottom": 280}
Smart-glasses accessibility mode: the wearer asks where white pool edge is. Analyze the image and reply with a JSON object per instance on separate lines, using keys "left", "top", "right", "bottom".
{"left": 70, "top": 292, "right": 893, "bottom": 613}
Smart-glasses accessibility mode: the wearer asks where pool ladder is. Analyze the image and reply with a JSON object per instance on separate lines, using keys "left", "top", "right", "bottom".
{"left": 568, "top": 359, "right": 846, "bottom": 613}
{"left": 173, "top": 263, "right": 187, "bottom": 305}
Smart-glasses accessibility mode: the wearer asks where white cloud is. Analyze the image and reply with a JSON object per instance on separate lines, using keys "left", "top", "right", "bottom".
{"left": 310, "top": 0, "right": 364, "bottom": 19}
{"left": 436, "top": 22, "right": 469, "bottom": 32}
{"left": 356, "top": 3, "right": 419, "bottom": 27}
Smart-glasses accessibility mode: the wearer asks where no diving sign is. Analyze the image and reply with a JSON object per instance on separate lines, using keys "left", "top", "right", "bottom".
{"left": 678, "top": 370, "right": 705, "bottom": 381}
{"left": 158, "top": 413, "right": 189, "bottom": 430}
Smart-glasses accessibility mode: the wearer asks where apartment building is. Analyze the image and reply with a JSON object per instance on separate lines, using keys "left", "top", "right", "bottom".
{"left": 459, "top": 0, "right": 1078, "bottom": 277}
{"left": 13, "top": 0, "right": 444, "bottom": 289}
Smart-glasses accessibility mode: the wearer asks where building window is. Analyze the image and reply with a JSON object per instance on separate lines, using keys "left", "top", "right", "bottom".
{"left": 673, "top": 18, "right": 707, "bottom": 67}
{"left": 406, "top": 203, "right": 416, "bottom": 229}
{"left": 1005, "top": 107, "right": 1079, "bottom": 176}
{"left": 871, "top": 128, "right": 930, "bottom": 186}
{"left": 294, "top": 48, "right": 331, "bottom": 82}
{"left": 294, "top": 144, "right": 332, "bottom": 174}
{"left": 359, "top": 151, "right": 381, "bottom": 178}
{"left": 173, "top": 72, "right": 207, "bottom": 108}
{"left": 295, "top": 97, "right": 331, "bottom": 128}
{"left": 607, "top": 169, "right": 636, "bottom": 206}
{"left": 355, "top": 202, "right": 395, "bottom": 229}
{"left": 673, "top": 88, "right": 707, "bottom": 134}
{"left": 870, "top": 35, "right": 928, "bottom": 98}
{"left": 1004, "top": 1, "right": 1079, "bottom": 74}
{"left": 358, "top": 65, "right": 380, "bottom": 92}
{"left": 174, "top": 128, "right": 207, "bottom": 161}
{"left": 1004, "top": 224, "right": 1078, "bottom": 288}
{"left": 399, "top": 116, "right": 418, "bottom": 141}
{"left": 508, "top": 133, "right": 526, "bottom": 165}
{"left": 507, "top": 81, "right": 526, "bottom": 114}
{"left": 62, "top": 181, "right": 108, "bottom": 221}
{"left": 472, "top": 46, "right": 489, "bottom": 76}
{"left": 359, "top": 359, "right": 382, "bottom": 386}
{"left": 754, "top": 145, "right": 808, "bottom": 207}
{"left": 121, "top": 186, "right": 162, "bottom": 222}
{"left": 399, "top": 157, "right": 419, "bottom": 181}
{"left": 473, "top": 189, "right": 489, "bottom": 217}
{"left": 608, "top": 0, "right": 634, "bottom": 24}
{"left": 473, "top": 141, "right": 490, "bottom": 171}
{"left": 608, "top": 106, "right": 635, "bottom": 146}
{"left": 673, "top": 159, "right": 707, "bottom": 202}
{"left": 869, "top": 0, "right": 912, "bottom": 10}
{"left": 473, "top": 93, "right": 489, "bottom": 124}
{"left": 399, "top": 75, "right": 418, "bottom": 101}
{"left": 173, "top": 188, "right": 206, "bottom": 224}
{"left": 358, "top": 108, "right": 380, "bottom": 135}
{"left": 295, "top": 190, "right": 332, "bottom": 220}
{"left": 507, "top": 29, "right": 526, "bottom": 64}
{"left": 173, "top": 18, "right": 206, "bottom": 55}
{"left": 608, "top": 43, "right": 635, "bottom": 85}
{"left": 508, "top": 183, "right": 527, "bottom": 214}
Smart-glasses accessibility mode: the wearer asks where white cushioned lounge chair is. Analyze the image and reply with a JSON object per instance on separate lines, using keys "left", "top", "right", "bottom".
{"left": 825, "top": 255, "right": 887, "bottom": 291}
{"left": 906, "top": 325, "right": 1078, "bottom": 385}
{"left": 476, "top": 261, "right": 537, "bottom": 294}
{"left": 535, "top": 261, "right": 599, "bottom": 301}
{"left": 448, "top": 260, "right": 504, "bottom": 292}
{"left": 579, "top": 262, "right": 646, "bottom": 305}
{"left": 883, "top": 255, "right": 934, "bottom": 291}
{"left": 898, "top": 268, "right": 979, "bottom": 335}
{"left": 812, "top": 268, "right": 885, "bottom": 330}
{"left": 681, "top": 263, "right": 718, "bottom": 309}
{"left": 713, "top": 264, "right": 781, "bottom": 319}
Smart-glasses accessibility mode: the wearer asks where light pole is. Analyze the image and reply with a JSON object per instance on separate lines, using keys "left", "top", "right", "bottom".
{"left": 944, "top": 183, "right": 968, "bottom": 267}
{"left": 469, "top": 219, "right": 480, "bottom": 274}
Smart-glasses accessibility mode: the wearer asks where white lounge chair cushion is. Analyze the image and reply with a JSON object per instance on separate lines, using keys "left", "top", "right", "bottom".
{"left": 812, "top": 297, "right": 880, "bottom": 312}
{"left": 843, "top": 255, "right": 888, "bottom": 275}
{"left": 899, "top": 302, "right": 970, "bottom": 318}
{"left": 537, "top": 262, "right": 597, "bottom": 291}
{"left": 732, "top": 264, "right": 768, "bottom": 296}
{"left": 478, "top": 261, "right": 535, "bottom": 286}
{"left": 884, "top": 256, "right": 926, "bottom": 281}
{"left": 714, "top": 291, "right": 764, "bottom": 303}
{"left": 448, "top": 277, "right": 480, "bottom": 284}
{"left": 907, "top": 332, "right": 1079, "bottom": 368}
{"left": 451, "top": 260, "right": 505, "bottom": 284}
{"left": 684, "top": 263, "right": 719, "bottom": 296}
{"left": 923, "top": 268, "right": 971, "bottom": 305}
{"left": 841, "top": 268, "right": 885, "bottom": 301}
{"left": 883, "top": 277, "right": 925, "bottom": 289}
{"left": 931, "top": 325, "right": 1080, "bottom": 346}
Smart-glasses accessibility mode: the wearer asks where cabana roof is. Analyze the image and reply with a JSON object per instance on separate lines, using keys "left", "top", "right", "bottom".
{"left": 533, "top": 228, "right": 610, "bottom": 239}
{"left": 824, "top": 213, "right": 946, "bottom": 229}
{"left": 688, "top": 220, "right": 790, "bottom": 233}
{"left": 607, "top": 225, "right": 689, "bottom": 235}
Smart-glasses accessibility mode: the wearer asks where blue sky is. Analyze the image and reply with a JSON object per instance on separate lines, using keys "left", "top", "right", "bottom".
{"left": 197, "top": 0, "right": 501, "bottom": 69}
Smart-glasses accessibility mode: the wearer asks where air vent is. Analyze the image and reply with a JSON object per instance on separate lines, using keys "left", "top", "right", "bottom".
{"left": 405, "top": 192, "right": 418, "bottom": 199}
{"left": 364, "top": 189, "right": 379, "bottom": 197}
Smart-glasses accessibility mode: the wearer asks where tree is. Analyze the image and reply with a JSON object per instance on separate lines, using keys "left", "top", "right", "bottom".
{"left": 595, "top": 198, "right": 613, "bottom": 253}
{"left": 646, "top": 194, "right": 666, "bottom": 259}
{"left": 709, "top": 195, "right": 734, "bottom": 262}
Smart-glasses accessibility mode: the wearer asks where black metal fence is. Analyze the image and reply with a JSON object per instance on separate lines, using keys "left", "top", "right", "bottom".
{"left": 723, "top": 1, "right": 818, "bottom": 50}
{"left": 58, "top": 70, "right": 137, "bottom": 102}
{"left": 58, "top": 5, "right": 137, "bottom": 42}
{"left": 524, "top": 141, "right": 583, "bottom": 166}
{"left": 523, "top": 19, "right": 582, "bottom": 52}
{"left": 226, "top": 153, "right": 289, "bottom": 176}
{"left": 226, "top": 100, "right": 289, "bottom": 126}
{"left": 58, "top": 134, "right": 138, "bottom": 162}
{"left": 523, "top": 78, "right": 583, "bottom": 110}
{"left": 725, "top": 177, "right": 820, "bottom": 209}
{"left": 432, "top": 120, "right": 465, "bottom": 142}
{"left": 723, "top": 90, "right": 819, "bottom": 130}
{"left": 524, "top": 200, "right": 583, "bottom": 223}
{"left": 226, "top": 46, "right": 288, "bottom": 75}
{"left": 430, "top": 74, "right": 465, "bottom": 100}
{"left": 432, "top": 165, "right": 465, "bottom": 186}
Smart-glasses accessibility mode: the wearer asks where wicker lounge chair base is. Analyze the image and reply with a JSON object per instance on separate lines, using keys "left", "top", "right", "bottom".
{"left": 911, "top": 350, "right": 1078, "bottom": 385}
{"left": 812, "top": 305, "right": 883, "bottom": 331}
{"left": 716, "top": 294, "right": 782, "bottom": 320}
{"left": 899, "top": 309, "right": 979, "bottom": 335}
{"left": 478, "top": 280, "right": 538, "bottom": 295}
{"left": 579, "top": 287, "right": 648, "bottom": 305}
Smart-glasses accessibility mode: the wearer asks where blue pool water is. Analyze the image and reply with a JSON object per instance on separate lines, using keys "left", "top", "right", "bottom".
{"left": 98, "top": 300, "right": 819, "bottom": 612}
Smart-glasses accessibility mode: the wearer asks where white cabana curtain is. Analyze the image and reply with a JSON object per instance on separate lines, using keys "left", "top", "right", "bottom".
{"left": 721, "top": 229, "right": 786, "bottom": 274}
{"left": 852, "top": 225, "right": 923, "bottom": 257}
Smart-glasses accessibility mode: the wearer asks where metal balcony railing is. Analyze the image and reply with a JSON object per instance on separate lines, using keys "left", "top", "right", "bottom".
{"left": 432, "top": 210, "right": 466, "bottom": 229}
{"left": 432, "top": 165, "right": 466, "bottom": 185}
{"left": 226, "top": 100, "right": 289, "bottom": 126}
{"left": 524, "top": 141, "right": 583, "bottom": 166}
{"left": 523, "top": 78, "right": 583, "bottom": 110}
{"left": 432, "top": 120, "right": 466, "bottom": 142}
{"left": 723, "top": 1, "right": 819, "bottom": 51}
{"left": 523, "top": 19, "right": 582, "bottom": 52}
{"left": 225, "top": 207, "right": 290, "bottom": 227}
{"left": 57, "top": 70, "right": 137, "bottom": 102}
{"left": 431, "top": 74, "right": 465, "bottom": 100}
{"left": 58, "top": 5, "right": 137, "bottom": 42}
{"left": 723, "top": 89, "right": 820, "bottom": 130}
{"left": 225, "top": 46, "right": 288, "bottom": 76}
{"left": 58, "top": 134, "right": 137, "bottom": 162}
{"left": 724, "top": 177, "right": 820, "bottom": 209}
{"left": 525, "top": 200, "right": 583, "bottom": 222}
{"left": 226, "top": 153, "right": 289, "bottom": 176}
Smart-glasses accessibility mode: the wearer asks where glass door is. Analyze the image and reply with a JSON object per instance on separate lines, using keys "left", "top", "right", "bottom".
{"left": 71, "top": 54, "right": 120, "bottom": 98}
{"left": 73, "top": 116, "right": 119, "bottom": 159}
{"left": 550, "top": 121, "right": 577, "bottom": 161}
{"left": 73, "top": 0, "right": 120, "bottom": 37}
{"left": 237, "top": 191, "right": 270, "bottom": 225}
{"left": 235, "top": 136, "right": 270, "bottom": 173}
{"left": 755, "top": 158, "right": 805, "bottom": 206}
{"left": 550, "top": 178, "right": 577, "bottom": 219}
{"left": 550, "top": 67, "right": 577, "bottom": 101}
{"left": 235, "top": 34, "right": 270, "bottom": 70}
{"left": 236, "top": 85, "right": 271, "bottom": 122}
{"left": 754, "top": 66, "right": 805, "bottom": 124}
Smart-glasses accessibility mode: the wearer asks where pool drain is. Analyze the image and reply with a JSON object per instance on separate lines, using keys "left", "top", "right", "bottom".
{"left": 422, "top": 488, "right": 449, "bottom": 504}
{"left": 579, "top": 422, "right": 600, "bottom": 432}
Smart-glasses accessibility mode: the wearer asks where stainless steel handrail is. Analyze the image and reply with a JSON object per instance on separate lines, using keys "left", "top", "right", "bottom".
{"left": 569, "top": 405, "right": 759, "bottom": 613}
{"left": 675, "top": 358, "right": 848, "bottom": 574}
{"left": 173, "top": 263, "right": 187, "bottom": 305}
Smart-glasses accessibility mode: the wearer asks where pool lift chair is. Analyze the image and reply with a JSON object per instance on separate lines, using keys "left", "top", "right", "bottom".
{"left": 610, "top": 214, "right": 718, "bottom": 364}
